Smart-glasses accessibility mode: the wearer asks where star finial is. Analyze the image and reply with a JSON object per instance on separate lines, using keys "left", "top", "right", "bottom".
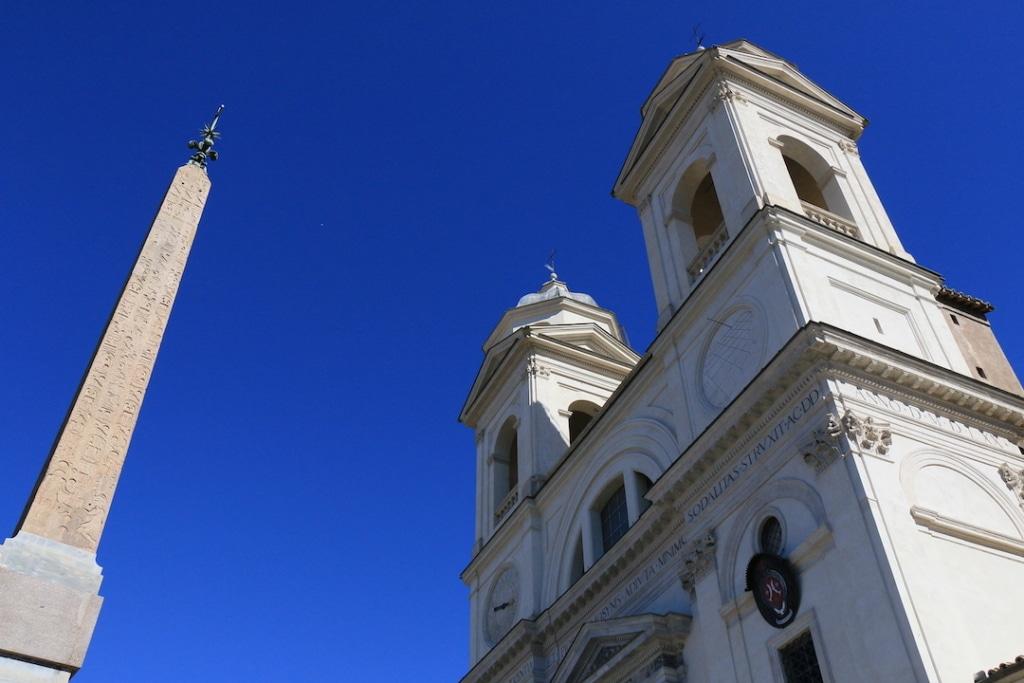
{"left": 187, "top": 105, "right": 225, "bottom": 169}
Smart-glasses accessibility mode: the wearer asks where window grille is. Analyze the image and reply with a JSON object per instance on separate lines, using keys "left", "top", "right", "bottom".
{"left": 779, "top": 631, "right": 824, "bottom": 683}
{"left": 759, "top": 516, "right": 783, "bottom": 555}
{"left": 600, "top": 485, "right": 629, "bottom": 551}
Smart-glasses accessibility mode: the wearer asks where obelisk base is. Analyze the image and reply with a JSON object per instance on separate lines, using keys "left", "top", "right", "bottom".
{"left": 0, "top": 533, "right": 103, "bottom": 680}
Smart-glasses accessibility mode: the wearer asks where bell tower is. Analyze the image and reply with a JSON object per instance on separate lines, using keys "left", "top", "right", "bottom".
{"left": 460, "top": 273, "right": 637, "bottom": 659}
{"left": 615, "top": 41, "right": 911, "bottom": 326}
{"left": 459, "top": 41, "right": 1024, "bottom": 683}
{"left": 613, "top": 40, "right": 1019, "bottom": 412}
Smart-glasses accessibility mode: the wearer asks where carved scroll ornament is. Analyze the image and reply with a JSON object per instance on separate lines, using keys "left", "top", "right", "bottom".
{"left": 679, "top": 531, "right": 716, "bottom": 594}
{"left": 802, "top": 414, "right": 844, "bottom": 474}
{"left": 998, "top": 463, "right": 1024, "bottom": 511}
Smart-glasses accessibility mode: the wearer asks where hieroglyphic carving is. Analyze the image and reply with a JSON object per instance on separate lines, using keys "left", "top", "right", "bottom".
{"left": 20, "top": 164, "right": 211, "bottom": 552}
{"left": 679, "top": 531, "right": 716, "bottom": 594}
{"left": 840, "top": 410, "right": 892, "bottom": 456}
{"left": 802, "top": 414, "right": 844, "bottom": 474}
{"left": 998, "top": 463, "right": 1024, "bottom": 511}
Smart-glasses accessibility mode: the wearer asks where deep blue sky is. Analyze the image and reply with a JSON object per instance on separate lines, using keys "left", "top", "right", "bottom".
{"left": 1, "top": 2, "right": 1021, "bottom": 681}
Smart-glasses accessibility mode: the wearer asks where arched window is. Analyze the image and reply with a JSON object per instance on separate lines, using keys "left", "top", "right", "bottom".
{"left": 569, "top": 535, "right": 585, "bottom": 585}
{"left": 759, "top": 516, "right": 784, "bottom": 555}
{"left": 599, "top": 480, "right": 629, "bottom": 552}
{"left": 690, "top": 172, "right": 726, "bottom": 249}
{"left": 568, "top": 400, "right": 601, "bottom": 444}
{"left": 776, "top": 136, "right": 854, "bottom": 223}
{"left": 493, "top": 418, "right": 519, "bottom": 515}
{"left": 783, "top": 156, "right": 828, "bottom": 210}
{"left": 670, "top": 159, "right": 729, "bottom": 284}
{"left": 636, "top": 473, "right": 653, "bottom": 515}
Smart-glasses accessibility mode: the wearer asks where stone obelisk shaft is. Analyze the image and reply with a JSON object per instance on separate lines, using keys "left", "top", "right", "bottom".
{"left": 19, "top": 163, "right": 210, "bottom": 552}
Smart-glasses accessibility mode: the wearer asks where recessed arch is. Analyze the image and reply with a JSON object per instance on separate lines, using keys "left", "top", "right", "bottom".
{"left": 492, "top": 416, "right": 519, "bottom": 513}
{"left": 671, "top": 158, "right": 726, "bottom": 252}
{"left": 568, "top": 400, "right": 601, "bottom": 444}
{"left": 775, "top": 135, "right": 853, "bottom": 220}
{"left": 899, "top": 450, "right": 1024, "bottom": 539}
{"left": 716, "top": 478, "right": 828, "bottom": 604}
{"left": 547, "top": 415, "right": 678, "bottom": 600}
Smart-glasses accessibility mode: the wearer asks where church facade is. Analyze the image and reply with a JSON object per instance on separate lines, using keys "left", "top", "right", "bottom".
{"left": 458, "top": 41, "right": 1024, "bottom": 683}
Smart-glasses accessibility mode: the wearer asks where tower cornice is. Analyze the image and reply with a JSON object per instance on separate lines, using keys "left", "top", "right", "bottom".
{"left": 614, "top": 43, "right": 866, "bottom": 205}
{"left": 460, "top": 326, "right": 638, "bottom": 426}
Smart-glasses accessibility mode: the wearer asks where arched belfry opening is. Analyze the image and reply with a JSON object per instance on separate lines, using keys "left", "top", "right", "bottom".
{"left": 783, "top": 156, "right": 828, "bottom": 210}
{"left": 493, "top": 417, "right": 519, "bottom": 515}
{"left": 776, "top": 136, "right": 854, "bottom": 223}
{"left": 568, "top": 400, "right": 601, "bottom": 444}
{"left": 669, "top": 159, "right": 729, "bottom": 284}
{"left": 690, "top": 173, "right": 726, "bottom": 249}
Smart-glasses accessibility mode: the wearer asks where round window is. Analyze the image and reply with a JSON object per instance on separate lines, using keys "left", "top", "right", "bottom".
{"left": 759, "top": 516, "right": 784, "bottom": 555}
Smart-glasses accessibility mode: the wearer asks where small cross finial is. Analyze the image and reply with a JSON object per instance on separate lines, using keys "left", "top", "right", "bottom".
{"left": 544, "top": 249, "right": 558, "bottom": 281}
{"left": 187, "top": 104, "right": 225, "bottom": 169}
{"left": 692, "top": 24, "right": 706, "bottom": 50}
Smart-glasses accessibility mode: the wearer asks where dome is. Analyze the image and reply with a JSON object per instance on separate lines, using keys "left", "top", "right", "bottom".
{"left": 516, "top": 275, "right": 598, "bottom": 308}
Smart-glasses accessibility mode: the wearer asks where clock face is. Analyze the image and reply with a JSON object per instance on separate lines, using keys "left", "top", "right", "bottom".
{"left": 700, "top": 308, "right": 764, "bottom": 408}
{"left": 485, "top": 566, "right": 519, "bottom": 644}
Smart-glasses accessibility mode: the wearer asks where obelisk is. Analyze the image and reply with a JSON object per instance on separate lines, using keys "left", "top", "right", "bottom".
{"left": 0, "top": 107, "right": 223, "bottom": 682}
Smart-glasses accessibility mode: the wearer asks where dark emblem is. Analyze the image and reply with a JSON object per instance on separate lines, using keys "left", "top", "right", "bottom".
{"left": 746, "top": 553, "right": 800, "bottom": 628}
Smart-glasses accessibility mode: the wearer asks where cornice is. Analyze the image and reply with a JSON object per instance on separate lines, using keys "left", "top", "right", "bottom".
{"left": 461, "top": 354, "right": 659, "bottom": 580}
{"left": 483, "top": 296, "right": 628, "bottom": 351}
{"left": 616, "top": 51, "right": 864, "bottom": 203}
{"left": 463, "top": 322, "right": 1024, "bottom": 682}
{"left": 460, "top": 329, "right": 637, "bottom": 426}
{"left": 806, "top": 327, "right": 1024, "bottom": 435}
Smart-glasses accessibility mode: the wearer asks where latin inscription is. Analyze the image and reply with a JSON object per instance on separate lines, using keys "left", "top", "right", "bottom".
{"left": 686, "top": 388, "right": 822, "bottom": 523}
{"left": 597, "top": 533, "right": 687, "bottom": 620}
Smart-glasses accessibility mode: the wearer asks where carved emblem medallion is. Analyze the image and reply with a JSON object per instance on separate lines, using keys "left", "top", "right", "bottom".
{"left": 746, "top": 553, "right": 800, "bottom": 629}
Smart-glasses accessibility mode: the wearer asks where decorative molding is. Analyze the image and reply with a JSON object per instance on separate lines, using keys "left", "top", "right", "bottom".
{"left": 567, "top": 637, "right": 633, "bottom": 683}
{"left": 462, "top": 324, "right": 1024, "bottom": 683}
{"left": 998, "top": 463, "right": 1024, "bottom": 511}
{"left": 713, "top": 81, "right": 747, "bottom": 106}
{"left": 837, "top": 138, "right": 859, "bottom": 155}
{"left": 802, "top": 414, "right": 844, "bottom": 474}
{"left": 679, "top": 531, "right": 716, "bottom": 594}
{"left": 910, "top": 506, "right": 1024, "bottom": 556}
{"left": 526, "top": 357, "right": 551, "bottom": 378}
{"left": 840, "top": 410, "right": 892, "bottom": 456}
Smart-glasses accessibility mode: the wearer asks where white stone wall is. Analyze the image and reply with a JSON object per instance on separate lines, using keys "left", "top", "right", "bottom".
{"left": 461, "top": 41, "right": 1024, "bottom": 683}
{"left": 836, "top": 379, "right": 1024, "bottom": 682}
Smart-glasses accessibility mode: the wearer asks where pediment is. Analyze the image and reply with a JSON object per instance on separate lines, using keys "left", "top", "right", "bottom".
{"left": 716, "top": 42, "right": 859, "bottom": 118}
{"left": 460, "top": 324, "right": 638, "bottom": 425}
{"left": 460, "top": 332, "right": 524, "bottom": 425}
{"left": 551, "top": 613, "right": 690, "bottom": 683}
{"left": 533, "top": 324, "right": 640, "bottom": 366}
{"left": 616, "top": 39, "right": 864, "bottom": 202}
